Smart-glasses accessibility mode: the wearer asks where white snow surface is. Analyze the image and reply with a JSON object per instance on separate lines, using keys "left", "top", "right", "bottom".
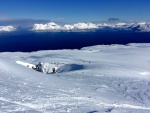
{"left": 115, "top": 23, "right": 126, "bottom": 26}
{"left": 16, "top": 61, "right": 36, "bottom": 69}
{"left": 73, "top": 23, "right": 98, "bottom": 29}
{"left": 97, "top": 23, "right": 112, "bottom": 27}
{"left": 0, "top": 43, "right": 150, "bottom": 113}
{"left": 32, "top": 22, "right": 61, "bottom": 31}
{"left": 32, "top": 22, "right": 98, "bottom": 31}
{"left": 0, "top": 25, "right": 16, "bottom": 32}
{"left": 63, "top": 24, "right": 75, "bottom": 30}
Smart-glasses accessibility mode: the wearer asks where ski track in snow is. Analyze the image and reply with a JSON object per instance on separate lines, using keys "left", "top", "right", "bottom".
{"left": 0, "top": 43, "right": 150, "bottom": 113}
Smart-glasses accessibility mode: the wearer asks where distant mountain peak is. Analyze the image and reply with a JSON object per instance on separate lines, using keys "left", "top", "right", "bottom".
{"left": 0, "top": 25, "right": 16, "bottom": 32}
{"left": 1, "top": 21, "right": 150, "bottom": 33}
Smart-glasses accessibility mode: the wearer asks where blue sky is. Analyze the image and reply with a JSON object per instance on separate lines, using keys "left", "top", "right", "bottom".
{"left": 0, "top": 0, "right": 150, "bottom": 24}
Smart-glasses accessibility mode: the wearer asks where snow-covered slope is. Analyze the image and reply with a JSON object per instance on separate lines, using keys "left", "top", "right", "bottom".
{"left": 112, "top": 22, "right": 150, "bottom": 32}
{"left": 32, "top": 22, "right": 61, "bottom": 31}
{"left": 131, "top": 22, "right": 150, "bottom": 32}
{"left": 0, "top": 25, "right": 16, "bottom": 32}
{"left": 62, "top": 23, "right": 98, "bottom": 31}
{"left": 63, "top": 24, "right": 75, "bottom": 30}
{"left": 0, "top": 43, "right": 150, "bottom": 113}
{"left": 32, "top": 22, "right": 98, "bottom": 31}
{"left": 73, "top": 23, "right": 98, "bottom": 29}
{"left": 97, "top": 22, "right": 150, "bottom": 32}
{"left": 97, "top": 23, "right": 113, "bottom": 27}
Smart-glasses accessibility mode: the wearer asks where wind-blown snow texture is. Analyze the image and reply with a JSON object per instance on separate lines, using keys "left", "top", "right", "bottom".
{"left": 0, "top": 43, "right": 150, "bottom": 113}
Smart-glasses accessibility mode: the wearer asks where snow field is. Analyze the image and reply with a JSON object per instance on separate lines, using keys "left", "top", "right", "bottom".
{"left": 0, "top": 43, "right": 150, "bottom": 113}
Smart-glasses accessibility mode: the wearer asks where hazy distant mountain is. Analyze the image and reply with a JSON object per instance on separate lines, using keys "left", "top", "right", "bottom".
{"left": 31, "top": 22, "right": 150, "bottom": 32}
{"left": 0, "top": 25, "right": 16, "bottom": 32}
{"left": 0, "top": 22, "right": 150, "bottom": 32}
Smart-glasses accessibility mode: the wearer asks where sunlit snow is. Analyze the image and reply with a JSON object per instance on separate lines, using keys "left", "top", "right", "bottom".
{"left": 32, "top": 22, "right": 150, "bottom": 32}
{"left": 0, "top": 43, "right": 150, "bottom": 113}
{"left": 32, "top": 22, "right": 61, "bottom": 31}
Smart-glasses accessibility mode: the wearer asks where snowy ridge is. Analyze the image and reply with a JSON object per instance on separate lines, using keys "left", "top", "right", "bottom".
{"left": 32, "top": 22, "right": 98, "bottom": 31}
{"left": 62, "top": 23, "right": 98, "bottom": 31}
{"left": 32, "top": 22, "right": 150, "bottom": 32}
{"left": 0, "top": 22, "right": 150, "bottom": 32}
{"left": 72, "top": 23, "right": 98, "bottom": 29}
{"left": 0, "top": 25, "right": 16, "bottom": 32}
{"left": 114, "top": 22, "right": 150, "bottom": 32}
{"left": 32, "top": 22, "right": 61, "bottom": 31}
{"left": 0, "top": 43, "right": 150, "bottom": 112}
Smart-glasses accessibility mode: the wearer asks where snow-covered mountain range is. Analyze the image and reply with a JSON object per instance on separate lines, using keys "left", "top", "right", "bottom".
{"left": 1, "top": 22, "right": 150, "bottom": 32}
{"left": 32, "top": 22, "right": 98, "bottom": 31}
{"left": 32, "top": 22, "right": 62, "bottom": 31}
{"left": 0, "top": 25, "right": 16, "bottom": 32}
{"left": 32, "top": 22, "right": 150, "bottom": 32}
